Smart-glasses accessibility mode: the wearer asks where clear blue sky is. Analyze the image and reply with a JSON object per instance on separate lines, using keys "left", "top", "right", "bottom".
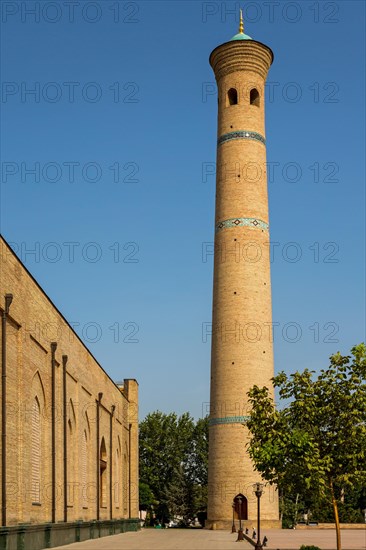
{"left": 1, "top": 1, "right": 365, "bottom": 420}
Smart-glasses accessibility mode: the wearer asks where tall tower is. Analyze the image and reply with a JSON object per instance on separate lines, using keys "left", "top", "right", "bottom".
{"left": 207, "top": 13, "right": 280, "bottom": 529}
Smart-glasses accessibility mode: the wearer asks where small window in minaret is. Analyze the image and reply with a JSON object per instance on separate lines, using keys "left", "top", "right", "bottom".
{"left": 250, "top": 88, "right": 260, "bottom": 107}
{"left": 228, "top": 88, "right": 238, "bottom": 106}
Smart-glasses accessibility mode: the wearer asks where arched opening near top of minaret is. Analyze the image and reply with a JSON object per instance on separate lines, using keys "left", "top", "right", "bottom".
{"left": 228, "top": 88, "right": 238, "bottom": 105}
{"left": 233, "top": 494, "right": 248, "bottom": 520}
{"left": 250, "top": 88, "right": 260, "bottom": 107}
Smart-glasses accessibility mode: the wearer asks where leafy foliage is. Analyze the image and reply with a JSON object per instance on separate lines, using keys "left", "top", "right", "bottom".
{"left": 280, "top": 486, "right": 366, "bottom": 528}
{"left": 139, "top": 482, "right": 155, "bottom": 510}
{"left": 139, "top": 411, "right": 208, "bottom": 524}
{"left": 247, "top": 344, "right": 366, "bottom": 549}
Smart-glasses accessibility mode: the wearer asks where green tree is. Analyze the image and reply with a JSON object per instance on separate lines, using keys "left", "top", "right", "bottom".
{"left": 139, "top": 411, "right": 208, "bottom": 524}
{"left": 164, "top": 465, "right": 191, "bottom": 524}
{"left": 278, "top": 483, "right": 366, "bottom": 528}
{"left": 246, "top": 344, "right": 366, "bottom": 550}
{"left": 139, "top": 481, "right": 155, "bottom": 510}
{"left": 186, "top": 417, "right": 209, "bottom": 486}
{"left": 184, "top": 416, "right": 209, "bottom": 524}
{"left": 138, "top": 482, "right": 156, "bottom": 526}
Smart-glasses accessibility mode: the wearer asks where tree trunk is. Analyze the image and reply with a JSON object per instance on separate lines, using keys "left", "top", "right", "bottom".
{"left": 279, "top": 490, "right": 284, "bottom": 522}
{"left": 330, "top": 481, "right": 341, "bottom": 550}
{"left": 294, "top": 493, "right": 299, "bottom": 527}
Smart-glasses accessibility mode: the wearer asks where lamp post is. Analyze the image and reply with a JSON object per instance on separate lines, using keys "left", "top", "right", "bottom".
{"left": 236, "top": 497, "right": 244, "bottom": 541}
{"left": 253, "top": 483, "right": 264, "bottom": 550}
{"left": 232, "top": 502, "right": 236, "bottom": 533}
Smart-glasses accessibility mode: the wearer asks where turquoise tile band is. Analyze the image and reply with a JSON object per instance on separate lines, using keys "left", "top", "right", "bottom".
{"left": 209, "top": 416, "right": 250, "bottom": 426}
{"left": 218, "top": 130, "right": 266, "bottom": 146}
{"left": 215, "top": 217, "right": 269, "bottom": 233}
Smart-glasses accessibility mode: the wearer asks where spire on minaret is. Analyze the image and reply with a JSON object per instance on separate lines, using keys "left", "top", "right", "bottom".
{"left": 239, "top": 8, "right": 244, "bottom": 34}
{"left": 229, "top": 5, "right": 252, "bottom": 41}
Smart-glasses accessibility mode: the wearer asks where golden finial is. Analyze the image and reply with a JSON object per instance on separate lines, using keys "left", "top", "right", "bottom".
{"left": 239, "top": 8, "right": 244, "bottom": 34}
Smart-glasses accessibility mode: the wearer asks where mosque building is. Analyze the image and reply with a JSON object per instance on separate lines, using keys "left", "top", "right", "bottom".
{"left": 0, "top": 236, "right": 139, "bottom": 548}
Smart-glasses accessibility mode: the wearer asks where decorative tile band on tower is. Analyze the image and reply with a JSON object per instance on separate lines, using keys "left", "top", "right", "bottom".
{"left": 218, "top": 130, "right": 266, "bottom": 147}
{"left": 209, "top": 416, "right": 250, "bottom": 426}
{"left": 207, "top": 11, "right": 280, "bottom": 530}
{"left": 215, "top": 217, "right": 269, "bottom": 233}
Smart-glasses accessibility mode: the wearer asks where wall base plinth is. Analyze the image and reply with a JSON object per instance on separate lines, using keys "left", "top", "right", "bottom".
{"left": 0, "top": 519, "right": 140, "bottom": 550}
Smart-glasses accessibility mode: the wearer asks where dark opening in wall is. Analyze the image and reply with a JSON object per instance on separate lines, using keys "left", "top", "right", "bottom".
{"left": 234, "top": 494, "right": 248, "bottom": 520}
{"left": 228, "top": 88, "right": 238, "bottom": 105}
{"left": 250, "top": 88, "right": 260, "bottom": 107}
{"left": 100, "top": 438, "right": 107, "bottom": 508}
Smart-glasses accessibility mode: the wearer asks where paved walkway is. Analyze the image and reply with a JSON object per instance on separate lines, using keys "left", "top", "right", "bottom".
{"left": 52, "top": 527, "right": 366, "bottom": 550}
{"left": 52, "top": 529, "right": 252, "bottom": 549}
{"left": 263, "top": 528, "right": 366, "bottom": 549}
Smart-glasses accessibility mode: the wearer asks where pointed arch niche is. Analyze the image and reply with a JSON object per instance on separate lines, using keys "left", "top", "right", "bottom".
{"left": 100, "top": 437, "right": 107, "bottom": 508}
{"left": 67, "top": 399, "right": 76, "bottom": 507}
{"left": 123, "top": 443, "right": 129, "bottom": 514}
{"left": 82, "top": 411, "right": 91, "bottom": 509}
{"left": 31, "top": 397, "right": 41, "bottom": 503}
{"left": 115, "top": 436, "right": 122, "bottom": 508}
{"left": 31, "top": 371, "right": 46, "bottom": 505}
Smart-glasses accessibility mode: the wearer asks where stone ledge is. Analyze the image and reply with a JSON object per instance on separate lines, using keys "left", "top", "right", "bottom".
{"left": 0, "top": 518, "right": 140, "bottom": 550}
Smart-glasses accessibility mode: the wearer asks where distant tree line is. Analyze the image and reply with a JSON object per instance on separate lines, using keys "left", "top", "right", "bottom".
{"left": 139, "top": 411, "right": 208, "bottom": 526}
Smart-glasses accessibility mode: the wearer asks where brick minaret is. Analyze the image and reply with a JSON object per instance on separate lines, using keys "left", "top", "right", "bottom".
{"left": 207, "top": 13, "right": 280, "bottom": 529}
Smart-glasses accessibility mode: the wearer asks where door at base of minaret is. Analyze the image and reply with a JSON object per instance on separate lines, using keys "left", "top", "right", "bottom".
{"left": 234, "top": 493, "right": 248, "bottom": 520}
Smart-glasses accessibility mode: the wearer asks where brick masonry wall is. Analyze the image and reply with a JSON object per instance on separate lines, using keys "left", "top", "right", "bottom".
{"left": 0, "top": 237, "right": 139, "bottom": 525}
{"left": 207, "top": 40, "right": 280, "bottom": 527}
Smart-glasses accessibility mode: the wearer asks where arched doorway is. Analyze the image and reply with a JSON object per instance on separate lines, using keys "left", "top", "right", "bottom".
{"left": 234, "top": 494, "right": 248, "bottom": 520}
